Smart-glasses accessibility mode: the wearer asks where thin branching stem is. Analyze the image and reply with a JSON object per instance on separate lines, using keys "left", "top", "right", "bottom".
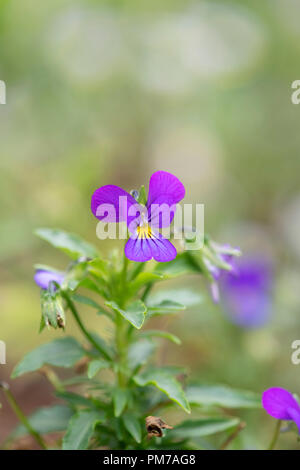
{"left": 63, "top": 291, "right": 111, "bottom": 361}
{"left": 268, "top": 420, "right": 282, "bottom": 450}
{"left": 0, "top": 382, "right": 47, "bottom": 450}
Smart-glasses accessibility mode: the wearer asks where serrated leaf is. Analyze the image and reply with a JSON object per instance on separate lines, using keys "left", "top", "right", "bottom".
{"left": 87, "top": 359, "right": 110, "bottom": 378}
{"left": 128, "top": 339, "right": 156, "bottom": 370}
{"left": 186, "top": 384, "right": 261, "bottom": 409}
{"left": 171, "top": 417, "right": 240, "bottom": 439}
{"left": 12, "top": 337, "right": 85, "bottom": 378}
{"left": 134, "top": 367, "right": 190, "bottom": 413}
{"left": 12, "top": 405, "right": 73, "bottom": 437}
{"left": 140, "top": 330, "right": 181, "bottom": 345}
{"left": 122, "top": 414, "right": 142, "bottom": 443}
{"left": 35, "top": 228, "right": 99, "bottom": 260}
{"left": 113, "top": 389, "right": 128, "bottom": 417}
{"left": 106, "top": 300, "right": 147, "bottom": 329}
{"left": 62, "top": 410, "right": 104, "bottom": 450}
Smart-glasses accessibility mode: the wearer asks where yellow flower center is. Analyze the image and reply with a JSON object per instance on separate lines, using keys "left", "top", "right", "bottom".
{"left": 137, "top": 224, "right": 152, "bottom": 239}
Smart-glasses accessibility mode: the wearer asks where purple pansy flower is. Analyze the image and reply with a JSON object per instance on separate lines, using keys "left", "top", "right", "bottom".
{"left": 91, "top": 171, "right": 185, "bottom": 262}
{"left": 262, "top": 387, "right": 300, "bottom": 433}
{"left": 220, "top": 256, "right": 273, "bottom": 328}
{"left": 34, "top": 269, "right": 65, "bottom": 290}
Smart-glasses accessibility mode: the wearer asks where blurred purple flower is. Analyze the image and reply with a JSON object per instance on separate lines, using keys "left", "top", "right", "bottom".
{"left": 34, "top": 269, "right": 64, "bottom": 290}
{"left": 91, "top": 171, "right": 185, "bottom": 262}
{"left": 205, "top": 244, "right": 239, "bottom": 303}
{"left": 262, "top": 387, "right": 300, "bottom": 433}
{"left": 220, "top": 256, "right": 273, "bottom": 328}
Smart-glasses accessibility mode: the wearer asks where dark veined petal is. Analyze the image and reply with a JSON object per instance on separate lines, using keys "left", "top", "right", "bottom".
{"left": 125, "top": 231, "right": 176, "bottom": 263}
{"left": 262, "top": 387, "right": 300, "bottom": 421}
{"left": 91, "top": 185, "right": 141, "bottom": 226}
{"left": 34, "top": 270, "right": 65, "bottom": 290}
{"left": 147, "top": 171, "right": 185, "bottom": 228}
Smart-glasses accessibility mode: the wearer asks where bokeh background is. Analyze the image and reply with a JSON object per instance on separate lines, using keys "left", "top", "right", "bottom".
{"left": 1, "top": 0, "right": 300, "bottom": 449}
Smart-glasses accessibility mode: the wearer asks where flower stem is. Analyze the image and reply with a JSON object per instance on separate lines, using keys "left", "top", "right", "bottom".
{"left": 0, "top": 382, "right": 47, "bottom": 450}
{"left": 115, "top": 252, "right": 130, "bottom": 388}
{"left": 115, "top": 313, "right": 128, "bottom": 388}
{"left": 40, "top": 366, "right": 64, "bottom": 393}
{"left": 63, "top": 292, "right": 111, "bottom": 361}
{"left": 141, "top": 282, "right": 153, "bottom": 302}
{"left": 268, "top": 420, "right": 282, "bottom": 450}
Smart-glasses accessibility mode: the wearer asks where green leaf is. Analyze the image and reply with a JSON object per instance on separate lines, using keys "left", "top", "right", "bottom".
{"left": 88, "top": 258, "right": 109, "bottom": 279}
{"left": 134, "top": 367, "right": 190, "bottom": 413}
{"left": 13, "top": 405, "right": 73, "bottom": 437}
{"left": 140, "top": 330, "right": 181, "bottom": 345}
{"left": 147, "top": 300, "right": 186, "bottom": 317}
{"left": 113, "top": 389, "right": 128, "bottom": 417}
{"left": 128, "top": 339, "right": 156, "bottom": 370}
{"left": 149, "top": 288, "right": 203, "bottom": 308}
{"left": 71, "top": 293, "right": 102, "bottom": 309}
{"left": 122, "top": 414, "right": 142, "bottom": 443}
{"left": 12, "top": 337, "right": 85, "bottom": 378}
{"left": 186, "top": 384, "right": 262, "bottom": 409}
{"left": 35, "top": 228, "right": 99, "bottom": 260}
{"left": 62, "top": 410, "right": 104, "bottom": 450}
{"left": 56, "top": 391, "right": 96, "bottom": 408}
{"left": 71, "top": 294, "right": 111, "bottom": 318}
{"left": 171, "top": 417, "right": 240, "bottom": 439}
{"left": 106, "top": 300, "right": 147, "bottom": 329}
{"left": 130, "top": 272, "right": 165, "bottom": 292}
{"left": 87, "top": 359, "right": 110, "bottom": 378}
{"left": 156, "top": 253, "right": 202, "bottom": 277}
{"left": 67, "top": 277, "right": 108, "bottom": 300}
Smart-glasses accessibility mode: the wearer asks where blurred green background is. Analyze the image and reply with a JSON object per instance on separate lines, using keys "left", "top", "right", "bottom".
{"left": 1, "top": 0, "right": 300, "bottom": 449}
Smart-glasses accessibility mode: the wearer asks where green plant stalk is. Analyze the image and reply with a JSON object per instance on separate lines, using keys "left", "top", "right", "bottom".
{"left": 115, "top": 313, "right": 128, "bottom": 388}
{"left": 268, "top": 420, "right": 282, "bottom": 450}
{"left": 40, "top": 366, "right": 64, "bottom": 393}
{"left": 0, "top": 383, "right": 47, "bottom": 450}
{"left": 115, "top": 252, "right": 130, "bottom": 388}
{"left": 63, "top": 291, "right": 111, "bottom": 361}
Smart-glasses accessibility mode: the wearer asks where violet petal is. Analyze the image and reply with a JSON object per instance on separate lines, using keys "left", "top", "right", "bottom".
{"left": 34, "top": 270, "right": 64, "bottom": 290}
{"left": 262, "top": 387, "right": 300, "bottom": 421}
{"left": 147, "top": 171, "right": 185, "bottom": 228}
{"left": 91, "top": 184, "right": 140, "bottom": 226}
